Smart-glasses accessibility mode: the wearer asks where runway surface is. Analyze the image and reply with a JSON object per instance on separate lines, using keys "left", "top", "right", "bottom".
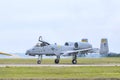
{"left": 0, "top": 64, "right": 120, "bottom": 67}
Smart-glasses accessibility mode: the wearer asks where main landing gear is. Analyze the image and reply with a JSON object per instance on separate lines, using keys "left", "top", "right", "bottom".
{"left": 54, "top": 55, "right": 77, "bottom": 64}
{"left": 55, "top": 56, "right": 60, "bottom": 64}
{"left": 37, "top": 55, "right": 42, "bottom": 64}
{"left": 72, "top": 54, "right": 77, "bottom": 64}
{"left": 36, "top": 55, "right": 77, "bottom": 64}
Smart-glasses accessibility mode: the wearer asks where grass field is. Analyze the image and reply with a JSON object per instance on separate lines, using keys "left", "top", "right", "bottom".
{"left": 0, "top": 66, "right": 120, "bottom": 79}
{"left": 0, "top": 57, "right": 120, "bottom": 64}
{"left": 0, "top": 58, "right": 120, "bottom": 80}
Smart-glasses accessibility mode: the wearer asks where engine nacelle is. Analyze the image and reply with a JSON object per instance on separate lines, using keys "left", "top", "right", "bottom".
{"left": 64, "top": 42, "right": 75, "bottom": 46}
{"left": 81, "top": 39, "right": 88, "bottom": 42}
{"left": 74, "top": 42, "right": 92, "bottom": 49}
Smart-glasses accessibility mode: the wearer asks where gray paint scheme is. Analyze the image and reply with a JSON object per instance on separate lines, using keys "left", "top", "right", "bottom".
{"left": 26, "top": 36, "right": 92, "bottom": 64}
{"left": 25, "top": 37, "right": 109, "bottom": 64}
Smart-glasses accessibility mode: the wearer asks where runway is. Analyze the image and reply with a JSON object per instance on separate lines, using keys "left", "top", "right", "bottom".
{"left": 0, "top": 64, "right": 120, "bottom": 67}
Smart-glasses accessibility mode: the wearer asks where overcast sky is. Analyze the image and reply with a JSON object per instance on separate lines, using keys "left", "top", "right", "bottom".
{"left": 0, "top": 0, "right": 120, "bottom": 53}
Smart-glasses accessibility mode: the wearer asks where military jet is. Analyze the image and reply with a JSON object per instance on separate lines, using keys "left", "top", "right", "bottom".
{"left": 26, "top": 36, "right": 97, "bottom": 64}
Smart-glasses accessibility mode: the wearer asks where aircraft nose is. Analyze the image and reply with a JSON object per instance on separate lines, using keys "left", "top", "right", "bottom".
{"left": 25, "top": 50, "right": 30, "bottom": 55}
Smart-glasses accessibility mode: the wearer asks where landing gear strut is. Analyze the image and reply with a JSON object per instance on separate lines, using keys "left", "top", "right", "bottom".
{"left": 37, "top": 55, "right": 42, "bottom": 64}
{"left": 55, "top": 56, "right": 60, "bottom": 64}
{"left": 72, "top": 54, "right": 77, "bottom": 64}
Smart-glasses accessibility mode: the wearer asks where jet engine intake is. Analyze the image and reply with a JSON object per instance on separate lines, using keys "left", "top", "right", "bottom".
{"left": 65, "top": 42, "right": 75, "bottom": 46}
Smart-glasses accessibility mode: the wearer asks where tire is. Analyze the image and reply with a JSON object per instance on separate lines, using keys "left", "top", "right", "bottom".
{"left": 72, "top": 59, "right": 77, "bottom": 64}
{"left": 55, "top": 59, "right": 59, "bottom": 64}
{"left": 37, "top": 60, "right": 41, "bottom": 64}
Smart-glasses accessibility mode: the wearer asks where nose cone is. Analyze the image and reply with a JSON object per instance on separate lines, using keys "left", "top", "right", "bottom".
{"left": 25, "top": 50, "right": 30, "bottom": 55}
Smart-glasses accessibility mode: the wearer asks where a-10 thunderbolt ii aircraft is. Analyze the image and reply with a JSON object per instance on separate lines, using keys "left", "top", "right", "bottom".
{"left": 26, "top": 36, "right": 107, "bottom": 64}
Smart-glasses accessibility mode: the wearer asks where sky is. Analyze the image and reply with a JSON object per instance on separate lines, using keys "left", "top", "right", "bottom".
{"left": 0, "top": 0, "right": 120, "bottom": 53}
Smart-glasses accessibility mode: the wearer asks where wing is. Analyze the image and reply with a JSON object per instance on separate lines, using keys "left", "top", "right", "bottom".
{"left": 62, "top": 48, "right": 92, "bottom": 56}
{"left": 0, "top": 52, "right": 12, "bottom": 56}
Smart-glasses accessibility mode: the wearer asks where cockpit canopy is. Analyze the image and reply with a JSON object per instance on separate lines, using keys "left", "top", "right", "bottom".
{"left": 35, "top": 42, "right": 49, "bottom": 47}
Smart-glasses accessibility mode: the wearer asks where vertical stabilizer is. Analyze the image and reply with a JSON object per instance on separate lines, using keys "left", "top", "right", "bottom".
{"left": 81, "top": 39, "right": 88, "bottom": 42}
{"left": 100, "top": 38, "right": 109, "bottom": 54}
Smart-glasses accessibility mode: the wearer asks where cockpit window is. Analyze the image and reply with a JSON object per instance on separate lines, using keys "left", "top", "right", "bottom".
{"left": 35, "top": 43, "right": 41, "bottom": 47}
{"left": 35, "top": 42, "right": 49, "bottom": 47}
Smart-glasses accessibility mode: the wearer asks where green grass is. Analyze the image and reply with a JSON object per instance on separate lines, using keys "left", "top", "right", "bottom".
{"left": 0, "top": 66, "right": 120, "bottom": 79}
{"left": 0, "top": 57, "right": 120, "bottom": 64}
{"left": 0, "top": 58, "right": 120, "bottom": 79}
